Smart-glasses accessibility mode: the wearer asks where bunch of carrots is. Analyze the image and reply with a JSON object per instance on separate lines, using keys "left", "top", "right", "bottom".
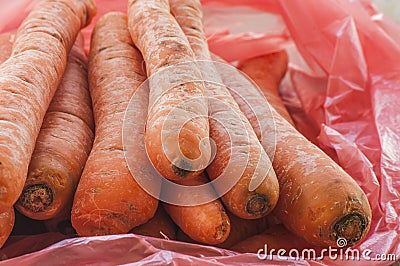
{"left": 0, "top": 0, "right": 372, "bottom": 255}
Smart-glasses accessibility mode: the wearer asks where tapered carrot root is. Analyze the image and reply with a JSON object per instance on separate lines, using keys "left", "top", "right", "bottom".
{"left": 11, "top": 208, "right": 47, "bottom": 236}
{"left": 0, "top": 0, "right": 96, "bottom": 213}
{"left": 238, "top": 51, "right": 294, "bottom": 125}
{"left": 213, "top": 54, "right": 372, "bottom": 247}
{"left": 175, "top": 212, "right": 268, "bottom": 248}
{"left": 71, "top": 12, "right": 158, "bottom": 236}
{"left": 163, "top": 175, "right": 231, "bottom": 245}
{"left": 128, "top": 0, "right": 211, "bottom": 181}
{"left": 44, "top": 209, "right": 75, "bottom": 235}
{"left": 230, "top": 224, "right": 315, "bottom": 253}
{"left": 131, "top": 206, "right": 177, "bottom": 240}
{"left": 15, "top": 35, "right": 94, "bottom": 220}
{"left": 0, "top": 208, "right": 14, "bottom": 248}
{"left": 169, "top": 0, "right": 279, "bottom": 219}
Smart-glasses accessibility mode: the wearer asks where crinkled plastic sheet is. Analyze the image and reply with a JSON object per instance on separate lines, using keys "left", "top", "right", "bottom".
{"left": 0, "top": 0, "right": 399, "bottom": 265}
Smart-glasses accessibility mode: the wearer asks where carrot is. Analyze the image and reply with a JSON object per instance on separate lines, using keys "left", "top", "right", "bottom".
{"left": 213, "top": 54, "right": 372, "bottom": 247}
{"left": 71, "top": 12, "right": 158, "bottom": 236}
{"left": 163, "top": 174, "right": 231, "bottom": 244}
{"left": 0, "top": 0, "right": 96, "bottom": 213}
{"left": 0, "top": 208, "right": 14, "bottom": 248}
{"left": 15, "top": 35, "right": 94, "bottom": 220}
{"left": 127, "top": 0, "right": 211, "bottom": 181}
{"left": 216, "top": 212, "right": 269, "bottom": 248}
{"left": 238, "top": 51, "right": 294, "bottom": 126}
{"left": 130, "top": 205, "right": 177, "bottom": 240}
{"left": 44, "top": 212, "right": 75, "bottom": 235}
{"left": 169, "top": 0, "right": 279, "bottom": 219}
{"left": 0, "top": 32, "right": 14, "bottom": 64}
{"left": 175, "top": 211, "right": 268, "bottom": 248}
{"left": 0, "top": 33, "right": 16, "bottom": 249}
{"left": 230, "top": 224, "right": 316, "bottom": 254}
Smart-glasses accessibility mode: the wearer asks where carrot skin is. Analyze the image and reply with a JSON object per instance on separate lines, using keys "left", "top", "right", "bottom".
{"left": 128, "top": 0, "right": 211, "bottom": 181}
{"left": 213, "top": 54, "right": 372, "bottom": 247}
{"left": 0, "top": 0, "right": 96, "bottom": 213}
{"left": 0, "top": 32, "right": 14, "bottom": 64}
{"left": 169, "top": 0, "right": 279, "bottom": 219}
{"left": 238, "top": 51, "right": 294, "bottom": 125}
{"left": 71, "top": 12, "right": 158, "bottom": 236}
{"left": 175, "top": 211, "right": 268, "bottom": 248}
{"left": 230, "top": 224, "right": 316, "bottom": 253}
{"left": 15, "top": 35, "right": 94, "bottom": 220}
{"left": 163, "top": 175, "right": 231, "bottom": 245}
{"left": 215, "top": 212, "right": 269, "bottom": 248}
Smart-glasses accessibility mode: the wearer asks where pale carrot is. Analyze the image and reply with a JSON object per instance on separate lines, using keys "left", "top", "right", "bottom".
{"left": 163, "top": 174, "right": 231, "bottom": 244}
{"left": 169, "top": 0, "right": 279, "bottom": 219}
{"left": 131, "top": 205, "right": 177, "bottom": 240}
{"left": 0, "top": 0, "right": 96, "bottom": 213}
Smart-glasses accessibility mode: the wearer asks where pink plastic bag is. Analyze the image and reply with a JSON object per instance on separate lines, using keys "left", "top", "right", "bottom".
{"left": 0, "top": 0, "right": 399, "bottom": 265}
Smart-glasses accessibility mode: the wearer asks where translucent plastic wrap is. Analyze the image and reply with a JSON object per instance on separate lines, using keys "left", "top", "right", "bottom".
{"left": 0, "top": 0, "right": 398, "bottom": 265}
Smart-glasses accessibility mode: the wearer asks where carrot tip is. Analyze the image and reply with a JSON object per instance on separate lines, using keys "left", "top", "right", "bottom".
{"left": 19, "top": 184, "right": 54, "bottom": 213}
{"left": 171, "top": 160, "right": 193, "bottom": 178}
{"left": 333, "top": 213, "right": 369, "bottom": 246}
{"left": 246, "top": 194, "right": 270, "bottom": 216}
{"left": 214, "top": 220, "right": 230, "bottom": 241}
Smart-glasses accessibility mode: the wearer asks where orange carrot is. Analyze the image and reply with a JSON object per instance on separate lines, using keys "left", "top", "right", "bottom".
{"left": 213, "top": 54, "right": 372, "bottom": 247}
{"left": 128, "top": 0, "right": 211, "bottom": 181}
{"left": 71, "top": 12, "right": 158, "bottom": 236}
{"left": 169, "top": 0, "right": 279, "bottom": 219}
{"left": 175, "top": 211, "right": 268, "bottom": 248}
{"left": 131, "top": 205, "right": 177, "bottom": 240}
{"left": 238, "top": 51, "right": 294, "bottom": 125}
{"left": 163, "top": 174, "right": 231, "bottom": 244}
{"left": 0, "top": 0, "right": 96, "bottom": 213}
{"left": 0, "top": 33, "right": 16, "bottom": 249}
{"left": 230, "top": 224, "right": 316, "bottom": 254}
{"left": 0, "top": 32, "right": 14, "bottom": 64}
{"left": 0, "top": 208, "right": 14, "bottom": 248}
{"left": 44, "top": 211, "right": 75, "bottom": 235}
{"left": 15, "top": 35, "right": 94, "bottom": 220}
